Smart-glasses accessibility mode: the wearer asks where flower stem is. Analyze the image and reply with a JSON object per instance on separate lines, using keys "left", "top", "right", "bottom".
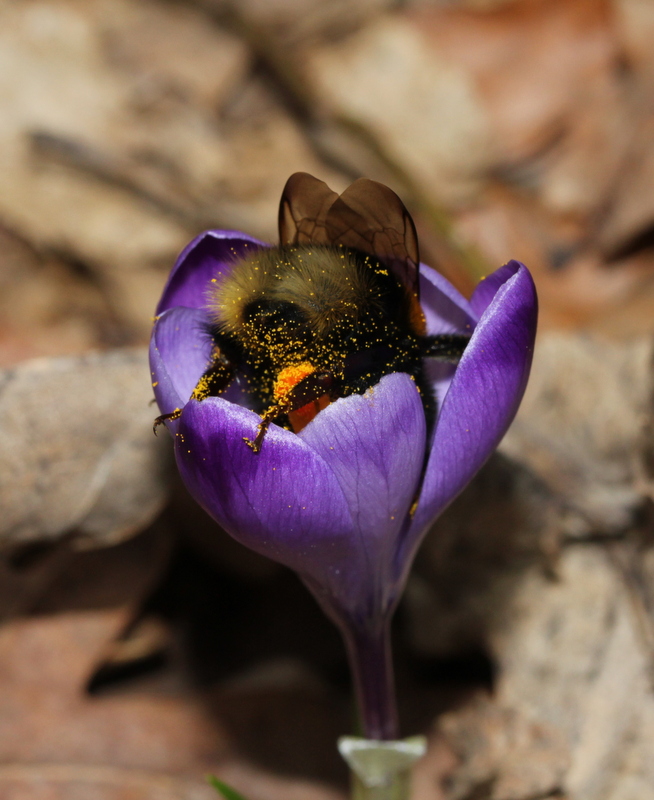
{"left": 341, "top": 619, "right": 398, "bottom": 741}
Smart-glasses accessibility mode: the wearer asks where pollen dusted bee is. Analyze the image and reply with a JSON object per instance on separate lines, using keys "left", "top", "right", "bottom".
{"left": 155, "top": 173, "right": 470, "bottom": 452}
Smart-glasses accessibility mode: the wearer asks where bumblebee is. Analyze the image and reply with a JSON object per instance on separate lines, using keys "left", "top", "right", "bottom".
{"left": 155, "top": 173, "right": 470, "bottom": 451}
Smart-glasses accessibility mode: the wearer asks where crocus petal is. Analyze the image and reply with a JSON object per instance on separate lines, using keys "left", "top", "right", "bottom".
{"left": 151, "top": 216, "right": 538, "bottom": 634}
{"left": 401, "top": 264, "right": 537, "bottom": 574}
{"left": 175, "top": 397, "right": 362, "bottom": 600}
{"left": 156, "top": 230, "right": 266, "bottom": 314}
{"left": 424, "top": 360, "right": 457, "bottom": 418}
{"left": 150, "top": 307, "right": 213, "bottom": 419}
{"left": 419, "top": 265, "right": 477, "bottom": 414}
{"left": 470, "top": 259, "right": 523, "bottom": 318}
{"left": 300, "top": 373, "right": 426, "bottom": 616}
{"left": 419, "top": 263, "right": 477, "bottom": 334}
{"left": 175, "top": 373, "right": 426, "bottom": 619}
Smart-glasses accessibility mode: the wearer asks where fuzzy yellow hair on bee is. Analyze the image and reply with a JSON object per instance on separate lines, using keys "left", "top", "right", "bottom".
{"left": 210, "top": 245, "right": 384, "bottom": 338}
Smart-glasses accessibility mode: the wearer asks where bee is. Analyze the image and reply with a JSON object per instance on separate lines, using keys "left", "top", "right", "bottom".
{"left": 155, "top": 173, "right": 470, "bottom": 451}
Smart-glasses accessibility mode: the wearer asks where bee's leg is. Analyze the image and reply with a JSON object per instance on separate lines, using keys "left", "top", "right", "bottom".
{"left": 190, "top": 353, "right": 235, "bottom": 401}
{"left": 244, "top": 371, "right": 337, "bottom": 453}
{"left": 153, "top": 350, "right": 235, "bottom": 434}
{"left": 421, "top": 333, "right": 471, "bottom": 363}
{"left": 153, "top": 408, "right": 182, "bottom": 434}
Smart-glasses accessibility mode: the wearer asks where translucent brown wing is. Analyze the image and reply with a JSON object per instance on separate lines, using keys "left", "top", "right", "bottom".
{"left": 278, "top": 172, "right": 338, "bottom": 246}
{"left": 324, "top": 178, "right": 420, "bottom": 299}
{"left": 278, "top": 174, "right": 422, "bottom": 329}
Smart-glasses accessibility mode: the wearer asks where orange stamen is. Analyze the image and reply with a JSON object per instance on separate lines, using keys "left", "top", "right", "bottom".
{"left": 273, "top": 362, "right": 332, "bottom": 433}
{"left": 273, "top": 362, "right": 317, "bottom": 401}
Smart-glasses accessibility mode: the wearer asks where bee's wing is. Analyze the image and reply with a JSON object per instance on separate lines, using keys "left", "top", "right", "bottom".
{"left": 324, "top": 178, "right": 420, "bottom": 298}
{"left": 279, "top": 172, "right": 339, "bottom": 246}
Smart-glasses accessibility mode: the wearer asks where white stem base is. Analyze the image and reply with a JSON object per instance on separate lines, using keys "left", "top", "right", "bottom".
{"left": 338, "top": 736, "right": 427, "bottom": 800}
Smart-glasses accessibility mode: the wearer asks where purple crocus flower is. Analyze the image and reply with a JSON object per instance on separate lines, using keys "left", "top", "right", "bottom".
{"left": 150, "top": 230, "right": 537, "bottom": 740}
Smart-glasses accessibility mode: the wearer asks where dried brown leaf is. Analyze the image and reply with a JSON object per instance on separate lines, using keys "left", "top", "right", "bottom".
{"left": 491, "top": 544, "right": 654, "bottom": 800}
{"left": 437, "top": 695, "right": 569, "bottom": 800}
{"left": 0, "top": 348, "right": 171, "bottom": 549}
{"left": 307, "top": 16, "right": 493, "bottom": 207}
{"left": 0, "top": 608, "right": 346, "bottom": 800}
{"left": 501, "top": 332, "right": 654, "bottom": 531}
{"left": 415, "top": 0, "right": 619, "bottom": 164}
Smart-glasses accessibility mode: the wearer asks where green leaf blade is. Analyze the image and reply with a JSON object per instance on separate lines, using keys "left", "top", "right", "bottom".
{"left": 207, "top": 775, "right": 249, "bottom": 800}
